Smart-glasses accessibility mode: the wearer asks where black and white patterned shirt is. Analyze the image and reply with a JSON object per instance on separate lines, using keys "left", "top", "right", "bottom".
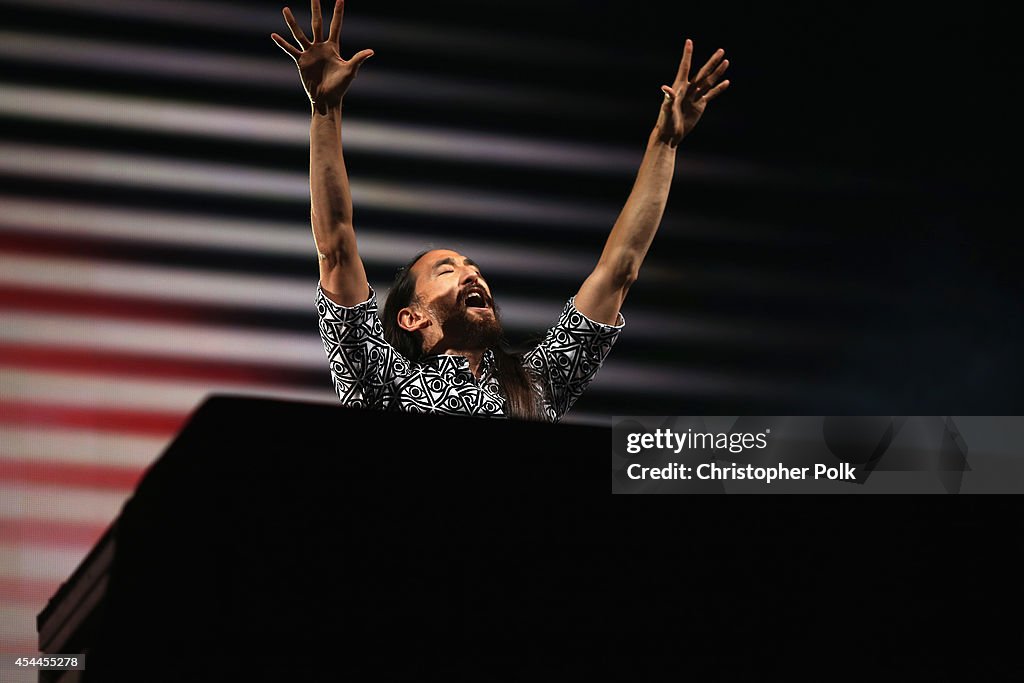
{"left": 316, "top": 284, "right": 623, "bottom": 422}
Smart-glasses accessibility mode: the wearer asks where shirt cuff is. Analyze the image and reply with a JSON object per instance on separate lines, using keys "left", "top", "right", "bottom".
{"left": 316, "top": 283, "right": 377, "bottom": 323}
{"left": 567, "top": 296, "right": 625, "bottom": 330}
{"left": 317, "top": 282, "right": 375, "bottom": 309}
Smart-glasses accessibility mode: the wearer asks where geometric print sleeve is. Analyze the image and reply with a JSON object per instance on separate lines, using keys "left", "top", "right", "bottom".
{"left": 315, "top": 283, "right": 411, "bottom": 410}
{"left": 522, "top": 296, "right": 624, "bottom": 423}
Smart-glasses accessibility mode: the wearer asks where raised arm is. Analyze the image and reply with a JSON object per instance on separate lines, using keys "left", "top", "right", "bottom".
{"left": 272, "top": 0, "right": 374, "bottom": 306}
{"left": 574, "top": 39, "right": 730, "bottom": 325}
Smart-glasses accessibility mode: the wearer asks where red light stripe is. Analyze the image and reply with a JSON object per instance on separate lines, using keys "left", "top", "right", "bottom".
{"left": 0, "top": 518, "right": 109, "bottom": 549}
{"left": 0, "top": 401, "right": 185, "bottom": 436}
{"left": 0, "top": 638, "right": 43, "bottom": 655}
{"left": 0, "top": 282, "right": 217, "bottom": 325}
{"left": 0, "top": 577, "right": 63, "bottom": 607}
{"left": 0, "top": 342, "right": 302, "bottom": 385}
{"left": 0, "top": 459, "right": 145, "bottom": 491}
{"left": 0, "top": 230, "right": 122, "bottom": 260}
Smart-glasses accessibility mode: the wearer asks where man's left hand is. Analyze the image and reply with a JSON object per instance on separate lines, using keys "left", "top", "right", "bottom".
{"left": 656, "top": 39, "right": 730, "bottom": 147}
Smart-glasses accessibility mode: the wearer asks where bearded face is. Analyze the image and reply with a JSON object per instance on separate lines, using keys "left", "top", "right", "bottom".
{"left": 428, "top": 282, "right": 503, "bottom": 350}
{"left": 399, "top": 249, "right": 507, "bottom": 356}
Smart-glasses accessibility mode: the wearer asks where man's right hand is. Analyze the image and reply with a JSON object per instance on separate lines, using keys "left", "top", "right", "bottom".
{"left": 271, "top": 0, "right": 374, "bottom": 111}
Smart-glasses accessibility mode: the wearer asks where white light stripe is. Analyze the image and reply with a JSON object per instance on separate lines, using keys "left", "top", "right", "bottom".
{"left": 0, "top": 368, "right": 337, "bottom": 413}
{"left": 0, "top": 252, "right": 330, "bottom": 311}
{"left": 0, "top": 30, "right": 296, "bottom": 86}
{"left": 0, "top": 604, "right": 51, "bottom": 649}
{"left": 0, "top": 310, "right": 327, "bottom": 368}
{"left": 0, "top": 0, "right": 348, "bottom": 33}
{"left": 0, "top": 427, "right": 167, "bottom": 469}
{"left": 0, "top": 543, "right": 95, "bottom": 584}
{"left": 0, "top": 0, "right": 343, "bottom": 33}
{"left": 0, "top": 82, "right": 312, "bottom": 141}
{"left": 0, "top": 31, "right": 604, "bottom": 113}
{"left": 0, "top": 0, "right": 612, "bottom": 65}
{"left": 0, "top": 195, "right": 311, "bottom": 255}
{"left": 0, "top": 485, "right": 126, "bottom": 526}
{"left": 0, "top": 196, "right": 597, "bottom": 275}
{"left": 0, "top": 83, "right": 642, "bottom": 174}
{"left": 0, "top": 142, "right": 620, "bottom": 227}
{"left": 0, "top": 144, "right": 308, "bottom": 199}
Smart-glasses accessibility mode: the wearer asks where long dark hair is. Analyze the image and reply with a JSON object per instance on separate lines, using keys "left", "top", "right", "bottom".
{"left": 382, "top": 250, "right": 545, "bottom": 421}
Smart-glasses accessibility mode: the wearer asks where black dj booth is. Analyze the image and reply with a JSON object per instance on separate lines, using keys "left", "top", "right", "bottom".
{"left": 35, "top": 395, "right": 1021, "bottom": 681}
{"left": 36, "top": 395, "right": 616, "bottom": 680}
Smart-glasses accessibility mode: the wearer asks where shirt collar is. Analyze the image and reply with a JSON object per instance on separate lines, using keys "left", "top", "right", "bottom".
{"left": 418, "top": 348, "right": 497, "bottom": 378}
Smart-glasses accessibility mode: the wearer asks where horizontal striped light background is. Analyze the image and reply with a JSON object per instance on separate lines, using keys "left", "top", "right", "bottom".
{"left": 4, "top": 0, "right": 1011, "bottom": 671}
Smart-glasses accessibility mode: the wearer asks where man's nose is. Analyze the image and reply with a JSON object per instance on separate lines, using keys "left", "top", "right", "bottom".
{"left": 461, "top": 270, "right": 480, "bottom": 286}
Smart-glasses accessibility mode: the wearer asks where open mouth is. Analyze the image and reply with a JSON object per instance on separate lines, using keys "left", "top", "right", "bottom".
{"left": 463, "top": 287, "right": 490, "bottom": 309}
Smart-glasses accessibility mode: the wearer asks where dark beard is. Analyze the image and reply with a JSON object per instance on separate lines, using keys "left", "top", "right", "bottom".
{"left": 434, "top": 298, "right": 503, "bottom": 350}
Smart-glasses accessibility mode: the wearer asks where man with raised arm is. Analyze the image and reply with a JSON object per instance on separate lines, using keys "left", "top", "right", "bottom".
{"left": 272, "top": 0, "right": 730, "bottom": 422}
